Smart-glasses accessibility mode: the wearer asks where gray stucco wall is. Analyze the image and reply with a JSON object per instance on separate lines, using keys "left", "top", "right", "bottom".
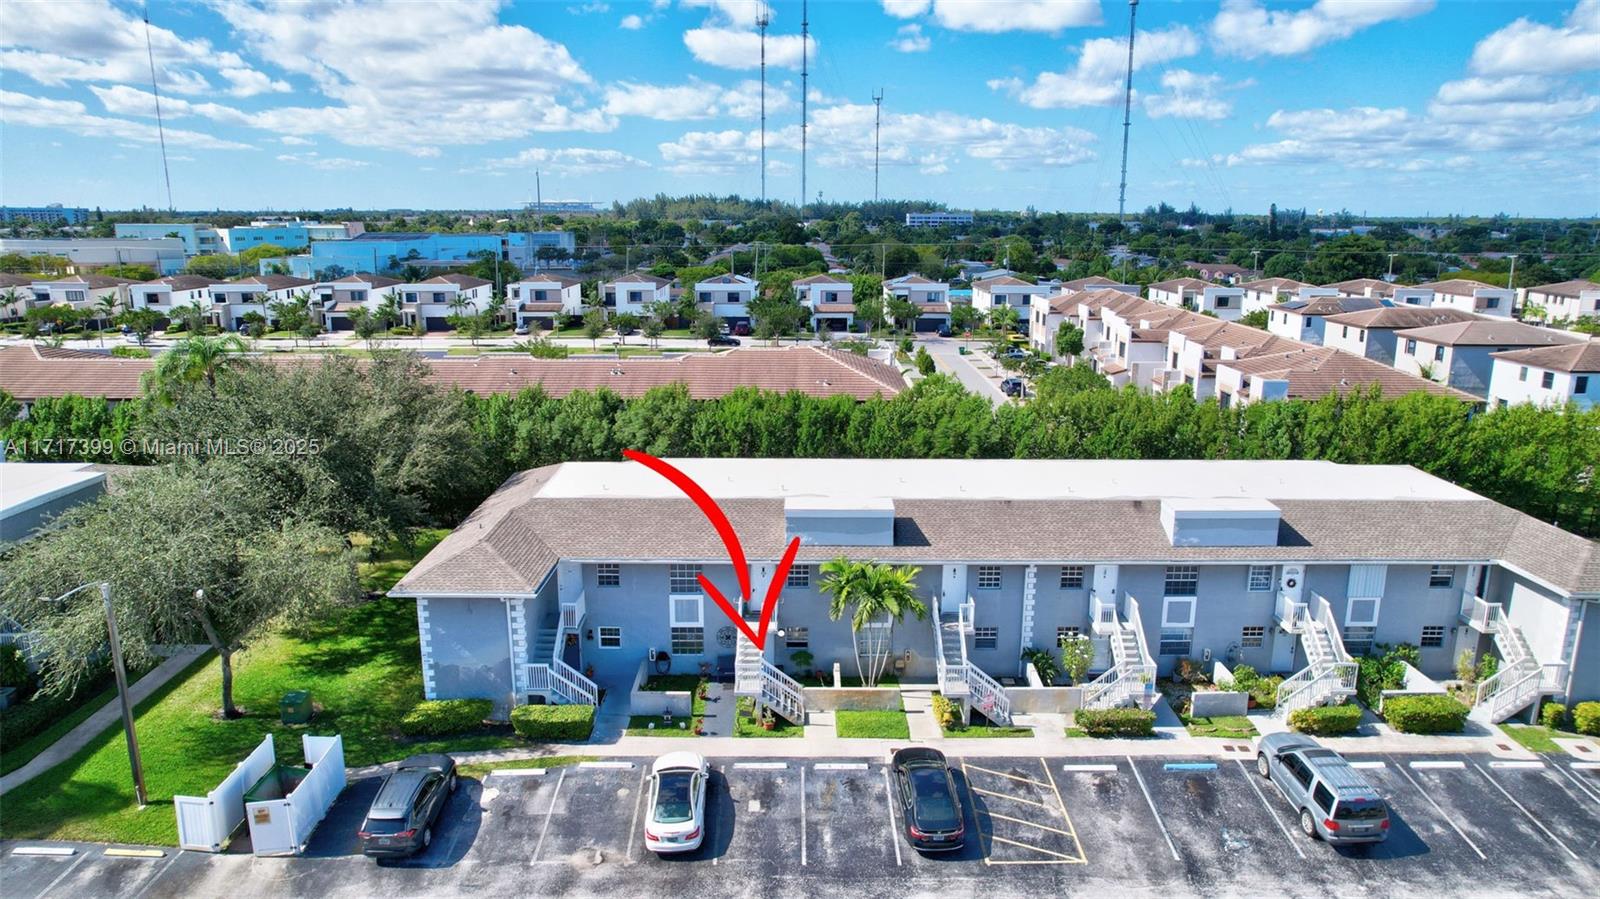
{"left": 1367, "top": 330, "right": 1399, "bottom": 365}
{"left": 1448, "top": 345, "right": 1495, "bottom": 397}
{"left": 426, "top": 597, "right": 513, "bottom": 716}
{"left": 1568, "top": 601, "right": 1600, "bottom": 704}
{"left": 577, "top": 562, "right": 743, "bottom": 689}
{"left": 1, "top": 479, "right": 106, "bottom": 542}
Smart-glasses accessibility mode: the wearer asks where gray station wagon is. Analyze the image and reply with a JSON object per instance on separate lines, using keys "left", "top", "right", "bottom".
{"left": 1256, "top": 732, "right": 1389, "bottom": 844}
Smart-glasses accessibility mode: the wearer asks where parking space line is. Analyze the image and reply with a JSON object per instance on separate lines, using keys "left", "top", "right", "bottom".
{"left": 528, "top": 767, "right": 566, "bottom": 866}
{"left": 125, "top": 849, "right": 182, "bottom": 899}
{"left": 1409, "top": 760, "right": 1466, "bottom": 770}
{"left": 1553, "top": 763, "right": 1600, "bottom": 806}
{"left": 800, "top": 766, "right": 807, "bottom": 867}
{"left": 983, "top": 810, "right": 1075, "bottom": 836}
{"left": 986, "top": 834, "right": 1083, "bottom": 862}
{"left": 968, "top": 785, "right": 1055, "bottom": 809}
{"left": 30, "top": 851, "right": 88, "bottom": 899}
{"left": 1470, "top": 762, "right": 1579, "bottom": 860}
{"left": 1488, "top": 761, "right": 1546, "bottom": 769}
{"left": 734, "top": 762, "right": 788, "bottom": 770}
{"left": 1127, "top": 756, "right": 1182, "bottom": 862}
{"left": 1349, "top": 761, "right": 1386, "bottom": 770}
{"left": 958, "top": 762, "right": 993, "bottom": 864}
{"left": 963, "top": 763, "right": 1053, "bottom": 789}
{"left": 1040, "top": 759, "right": 1088, "bottom": 864}
{"left": 882, "top": 767, "right": 903, "bottom": 866}
{"left": 1392, "top": 757, "right": 1487, "bottom": 861}
{"left": 626, "top": 767, "right": 646, "bottom": 862}
{"left": 579, "top": 761, "right": 634, "bottom": 769}
{"left": 1573, "top": 762, "right": 1600, "bottom": 771}
{"left": 1061, "top": 763, "right": 1118, "bottom": 773}
{"left": 815, "top": 763, "right": 867, "bottom": 771}
{"left": 491, "top": 768, "right": 545, "bottom": 777}
{"left": 1235, "top": 759, "right": 1307, "bottom": 860}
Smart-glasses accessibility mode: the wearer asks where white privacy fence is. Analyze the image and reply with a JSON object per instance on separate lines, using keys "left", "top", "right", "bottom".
{"left": 175, "top": 734, "right": 277, "bottom": 852}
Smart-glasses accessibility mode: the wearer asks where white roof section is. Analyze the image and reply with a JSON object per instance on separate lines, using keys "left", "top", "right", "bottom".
{"left": 533, "top": 459, "right": 1481, "bottom": 503}
{"left": 0, "top": 462, "right": 105, "bottom": 517}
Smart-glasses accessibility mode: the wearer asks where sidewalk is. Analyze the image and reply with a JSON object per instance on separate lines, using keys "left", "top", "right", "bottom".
{"left": 0, "top": 646, "right": 209, "bottom": 796}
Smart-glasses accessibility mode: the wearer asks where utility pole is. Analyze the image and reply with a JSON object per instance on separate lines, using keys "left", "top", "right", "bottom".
{"left": 758, "top": 10, "right": 770, "bottom": 205}
{"left": 142, "top": 2, "right": 174, "bottom": 211}
{"left": 801, "top": 0, "right": 809, "bottom": 216}
{"left": 1506, "top": 254, "right": 1517, "bottom": 290}
{"left": 45, "top": 583, "right": 146, "bottom": 807}
{"left": 1116, "top": 0, "right": 1139, "bottom": 222}
{"left": 534, "top": 170, "right": 542, "bottom": 272}
{"left": 1388, "top": 253, "right": 1397, "bottom": 278}
{"left": 872, "top": 89, "right": 884, "bottom": 202}
{"left": 1252, "top": 249, "right": 1260, "bottom": 274}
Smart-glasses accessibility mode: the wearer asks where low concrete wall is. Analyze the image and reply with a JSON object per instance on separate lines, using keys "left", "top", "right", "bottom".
{"left": 803, "top": 687, "right": 903, "bottom": 711}
{"left": 1378, "top": 661, "right": 1448, "bottom": 713}
{"left": 1191, "top": 690, "right": 1249, "bottom": 718}
{"left": 1006, "top": 685, "right": 1084, "bottom": 714}
{"left": 628, "top": 659, "right": 693, "bottom": 717}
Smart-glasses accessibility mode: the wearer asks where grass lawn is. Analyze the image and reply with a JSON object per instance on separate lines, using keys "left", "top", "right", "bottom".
{"left": 627, "top": 716, "right": 700, "bottom": 736}
{"left": 941, "top": 723, "right": 1034, "bottom": 738}
{"left": 0, "top": 596, "right": 525, "bottom": 845}
{"left": 1500, "top": 723, "right": 1567, "bottom": 753}
{"left": 1064, "top": 727, "right": 1089, "bottom": 738}
{"left": 353, "top": 528, "right": 450, "bottom": 594}
{"left": 625, "top": 677, "right": 709, "bottom": 736}
{"left": 0, "top": 663, "right": 159, "bottom": 777}
{"left": 457, "top": 755, "right": 595, "bottom": 780}
{"left": 1180, "top": 714, "right": 1258, "bottom": 740}
{"left": 733, "top": 696, "right": 803, "bottom": 738}
{"left": 836, "top": 709, "right": 911, "bottom": 739}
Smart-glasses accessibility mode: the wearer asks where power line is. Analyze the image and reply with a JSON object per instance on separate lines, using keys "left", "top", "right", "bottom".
{"left": 1116, "top": 0, "right": 1139, "bottom": 222}
{"left": 142, "top": 1, "right": 174, "bottom": 212}
{"left": 872, "top": 89, "right": 884, "bottom": 202}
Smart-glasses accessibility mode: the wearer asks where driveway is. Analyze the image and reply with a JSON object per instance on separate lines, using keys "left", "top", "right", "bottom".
{"left": 921, "top": 338, "right": 1007, "bottom": 406}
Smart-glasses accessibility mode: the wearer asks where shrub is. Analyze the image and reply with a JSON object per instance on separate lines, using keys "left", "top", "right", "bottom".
{"left": 1574, "top": 701, "right": 1600, "bottom": 736}
{"left": 930, "top": 693, "right": 960, "bottom": 730}
{"left": 1289, "top": 703, "right": 1362, "bottom": 736}
{"left": 1225, "top": 664, "right": 1259, "bottom": 693}
{"left": 1382, "top": 694, "right": 1469, "bottom": 734}
{"left": 0, "top": 644, "right": 31, "bottom": 693}
{"left": 899, "top": 336, "right": 913, "bottom": 354}
{"left": 399, "top": 699, "right": 494, "bottom": 736}
{"left": 1021, "top": 647, "right": 1060, "bottom": 684}
{"left": 109, "top": 345, "right": 150, "bottom": 358}
{"left": 1251, "top": 675, "right": 1284, "bottom": 710}
{"left": 1539, "top": 701, "right": 1568, "bottom": 731}
{"left": 914, "top": 346, "right": 935, "bottom": 376}
{"left": 510, "top": 703, "right": 596, "bottom": 741}
{"left": 1075, "top": 707, "right": 1156, "bottom": 738}
{"left": 1356, "top": 644, "right": 1415, "bottom": 707}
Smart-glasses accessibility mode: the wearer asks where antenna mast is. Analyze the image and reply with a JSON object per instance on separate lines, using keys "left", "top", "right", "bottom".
{"left": 872, "top": 89, "right": 883, "bottom": 202}
{"left": 758, "top": 9, "right": 770, "bottom": 204}
{"left": 1116, "top": 0, "right": 1138, "bottom": 222}
{"left": 142, "top": 2, "right": 174, "bottom": 211}
{"left": 801, "top": 0, "right": 808, "bottom": 215}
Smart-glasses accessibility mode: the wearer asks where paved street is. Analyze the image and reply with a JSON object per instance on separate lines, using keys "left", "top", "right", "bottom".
{"left": 5, "top": 751, "right": 1595, "bottom": 898}
{"left": 922, "top": 338, "right": 1008, "bottom": 405}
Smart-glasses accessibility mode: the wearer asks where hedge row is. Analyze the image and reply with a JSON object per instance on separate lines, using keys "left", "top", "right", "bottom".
{"left": 1382, "top": 694, "right": 1469, "bottom": 734}
{"left": 1075, "top": 707, "right": 1155, "bottom": 738}
{"left": 1288, "top": 703, "right": 1362, "bottom": 736}
{"left": 399, "top": 699, "right": 494, "bottom": 737}
{"left": 1576, "top": 701, "right": 1600, "bottom": 737}
{"left": 510, "top": 703, "right": 596, "bottom": 741}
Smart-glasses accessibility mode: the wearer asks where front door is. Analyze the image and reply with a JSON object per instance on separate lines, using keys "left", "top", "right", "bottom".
{"left": 1270, "top": 629, "right": 1296, "bottom": 674}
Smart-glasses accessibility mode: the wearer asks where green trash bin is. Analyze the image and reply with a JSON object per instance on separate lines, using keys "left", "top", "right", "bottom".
{"left": 280, "top": 690, "right": 313, "bottom": 725}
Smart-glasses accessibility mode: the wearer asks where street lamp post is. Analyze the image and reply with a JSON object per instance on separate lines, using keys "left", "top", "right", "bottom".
{"left": 43, "top": 582, "right": 147, "bottom": 807}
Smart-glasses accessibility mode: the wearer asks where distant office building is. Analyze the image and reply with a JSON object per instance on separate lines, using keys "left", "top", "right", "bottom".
{"left": 275, "top": 231, "right": 576, "bottom": 279}
{"left": 904, "top": 212, "right": 973, "bottom": 228}
{"left": 218, "top": 220, "right": 358, "bottom": 253}
{"left": 1, "top": 204, "right": 90, "bottom": 225}
{"left": 0, "top": 238, "right": 187, "bottom": 275}
{"left": 523, "top": 200, "right": 605, "bottom": 214}
{"left": 114, "top": 223, "right": 223, "bottom": 257}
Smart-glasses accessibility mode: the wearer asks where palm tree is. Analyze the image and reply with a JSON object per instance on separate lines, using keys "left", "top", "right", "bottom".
{"left": 150, "top": 334, "right": 247, "bottom": 397}
{"left": 95, "top": 294, "right": 119, "bottom": 342}
{"left": 819, "top": 558, "right": 928, "bottom": 687}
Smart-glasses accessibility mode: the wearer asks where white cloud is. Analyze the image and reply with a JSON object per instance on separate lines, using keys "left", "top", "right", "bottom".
{"left": 1469, "top": 0, "right": 1600, "bottom": 76}
{"left": 1143, "top": 70, "right": 1232, "bottom": 120}
{"left": 683, "top": 27, "right": 815, "bottom": 70}
{"left": 621, "top": 14, "right": 646, "bottom": 29}
{"left": 682, "top": 0, "right": 771, "bottom": 25}
{"left": 881, "top": 0, "right": 1099, "bottom": 33}
{"left": 0, "top": 89, "right": 250, "bottom": 150}
{"left": 219, "top": 66, "right": 290, "bottom": 96}
{"left": 1433, "top": 75, "right": 1554, "bottom": 105}
{"left": 279, "top": 135, "right": 315, "bottom": 146}
{"left": 276, "top": 152, "right": 369, "bottom": 170}
{"left": 1209, "top": 0, "right": 1434, "bottom": 59}
{"left": 603, "top": 78, "right": 792, "bottom": 120}
{"left": 569, "top": 2, "right": 610, "bottom": 13}
{"left": 996, "top": 26, "right": 1199, "bottom": 109}
{"left": 890, "top": 24, "right": 930, "bottom": 53}
{"left": 482, "top": 146, "right": 651, "bottom": 174}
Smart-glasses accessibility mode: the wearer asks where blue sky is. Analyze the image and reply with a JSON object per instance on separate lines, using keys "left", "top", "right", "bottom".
{"left": 1, "top": 0, "right": 1597, "bottom": 216}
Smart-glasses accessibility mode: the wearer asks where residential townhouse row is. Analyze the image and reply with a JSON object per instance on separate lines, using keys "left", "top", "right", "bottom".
{"left": 389, "top": 458, "right": 1600, "bottom": 729}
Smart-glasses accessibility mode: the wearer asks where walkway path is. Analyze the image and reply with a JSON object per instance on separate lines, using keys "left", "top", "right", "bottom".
{"left": 922, "top": 338, "right": 1007, "bottom": 405}
{"left": 0, "top": 646, "right": 208, "bottom": 796}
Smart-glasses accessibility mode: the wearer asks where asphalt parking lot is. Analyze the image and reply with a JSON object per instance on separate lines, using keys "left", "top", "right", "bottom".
{"left": 4, "top": 752, "right": 1597, "bottom": 898}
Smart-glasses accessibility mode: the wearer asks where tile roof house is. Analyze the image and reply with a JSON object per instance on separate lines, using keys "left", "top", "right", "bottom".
{"left": 1214, "top": 345, "right": 1477, "bottom": 407}
{"left": 1240, "top": 277, "right": 1320, "bottom": 313}
{"left": 1147, "top": 278, "right": 1247, "bottom": 321}
{"left": 1266, "top": 295, "right": 1383, "bottom": 345}
{"left": 1392, "top": 320, "right": 1586, "bottom": 398}
{"left": 508, "top": 275, "right": 584, "bottom": 328}
{"left": 1522, "top": 279, "right": 1600, "bottom": 325}
{"left": 1321, "top": 306, "right": 1481, "bottom": 365}
{"left": 1414, "top": 279, "right": 1515, "bottom": 318}
{"left": 791, "top": 275, "right": 855, "bottom": 332}
{"left": 1489, "top": 341, "right": 1600, "bottom": 410}
{"left": 605, "top": 273, "right": 673, "bottom": 316}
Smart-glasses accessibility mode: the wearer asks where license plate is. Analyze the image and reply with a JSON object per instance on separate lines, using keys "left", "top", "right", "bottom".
{"left": 378, "top": 838, "right": 391, "bottom": 846}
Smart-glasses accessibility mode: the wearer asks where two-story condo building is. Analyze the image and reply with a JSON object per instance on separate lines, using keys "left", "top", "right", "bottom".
{"left": 604, "top": 273, "right": 674, "bottom": 317}
{"left": 1266, "top": 295, "right": 1383, "bottom": 344}
{"left": 1213, "top": 347, "right": 1476, "bottom": 408}
{"left": 31, "top": 275, "right": 135, "bottom": 312}
{"left": 126, "top": 275, "right": 217, "bottom": 323}
{"left": 884, "top": 274, "right": 953, "bottom": 333}
{"left": 1028, "top": 282, "right": 1142, "bottom": 356}
{"left": 314, "top": 273, "right": 402, "bottom": 331}
{"left": 1522, "top": 279, "right": 1600, "bottom": 325}
{"left": 695, "top": 274, "right": 758, "bottom": 328}
{"left": 1151, "top": 319, "right": 1302, "bottom": 399}
{"left": 1393, "top": 319, "right": 1586, "bottom": 397}
{"left": 1240, "top": 277, "right": 1317, "bottom": 313}
{"left": 791, "top": 274, "right": 855, "bottom": 332}
{"left": 508, "top": 275, "right": 583, "bottom": 330}
{"left": 207, "top": 275, "right": 313, "bottom": 331}
{"left": 1489, "top": 341, "right": 1600, "bottom": 410}
{"left": 1415, "top": 279, "right": 1515, "bottom": 318}
{"left": 1321, "top": 306, "right": 1480, "bottom": 366}
{"left": 391, "top": 459, "right": 1600, "bottom": 728}
{"left": 1147, "top": 277, "right": 1247, "bottom": 321}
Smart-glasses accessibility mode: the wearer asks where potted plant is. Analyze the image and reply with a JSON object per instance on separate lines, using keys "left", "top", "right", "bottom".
{"left": 760, "top": 708, "right": 776, "bottom": 731}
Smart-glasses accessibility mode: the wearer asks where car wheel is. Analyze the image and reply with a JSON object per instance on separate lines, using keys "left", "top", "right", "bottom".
{"left": 1299, "top": 809, "right": 1319, "bottom": 840}
{"left": 1256, "top": 753, "right": 1270, "bottom": 779}
{"left": 422, "top": 827, "right": 433, "bottom": 849}
{"left": 449, "top": 773, "right": 458, "bottom": 793}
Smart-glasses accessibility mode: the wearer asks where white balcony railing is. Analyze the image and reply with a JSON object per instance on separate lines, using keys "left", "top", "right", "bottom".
{"left": 1275, "top": 593, "right": 1309, "bottom": 633}
{"left": 1090, "top": 595, "right": 1119, "bottom": 636}
{"left": 1458, "top": 595, "right": 1498, "bottom": 632}
{"left": 560, "top": 590, "right": 586, "bottom": 631}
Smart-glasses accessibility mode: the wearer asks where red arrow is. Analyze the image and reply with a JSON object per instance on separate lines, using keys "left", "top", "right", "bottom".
{"left": 622, "top": 450, "right": 800, "bottom": 651}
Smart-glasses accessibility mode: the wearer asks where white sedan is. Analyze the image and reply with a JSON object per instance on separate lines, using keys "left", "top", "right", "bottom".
{"left": 643, "top": 751, "right": 709, "bottom": 854}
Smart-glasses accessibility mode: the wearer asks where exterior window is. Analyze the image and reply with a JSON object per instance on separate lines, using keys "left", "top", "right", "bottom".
{"left": 973, "top": 627, "right": 998, "bottom": 650}
{"left": 669, "top": 564, "right": 702, "bottom": 593}
{"left": 1346, "top": 597, "right": 1381, "bottom": 627}
{"left": 1486, "top": 297, "right": 1500, "bottom": 309}
{"left": 1542, "top": 371, "right": 1555, "bottom": 389}
{"left": 786, "top": 565, "right": 811, "bottom": 588}
{"left": 1405, "top": 339, "right": 1417, "bottom": 354}
{"left": 1164, "top": 565, "right": 1199, "bottom": 596}
{"left": 405, "top": 292, "right": 418, "bottom": 302}
{"left": 1434, "top": 346, "right": 1445, "bottom": 363}
{"left": 1162, "top": 596, "right": 1197, "bottom": 628}
{"left": 66, "top": 290, "right": 86, "bottom": 302}
{"left": 1158, "top": 630, "right": 1193, "bottom": 656}
{"left": 975, "top": 566, "right": 1002, "bottom": 590}
{"left": 1247, "top": 565, "right": 1274, "bottom": 592}
{"left": 1577, "top": 376, "right": 1590, "bottom": 394}
{"left": 1420, "top": 625, "right": 1445, "bottom": 648}
{"left": 351, "top": 290, "right": 366, "bottom": 301}
{"left": 784, "top": 627, "right": 809, "bottom": 649}
{"left": 628, "top": 291, "right": 642, "bottom": 302}
{"left": 699, "top": 291, "right": 711, "bottom": 301}
{"left": 1241, "top": 626, "right": 1265, "bottom": 648}
{"left": 670, "top": 626, "right": 704, "bottom": 656}
{"left": 1344, "top": 626, "right": 1375, "bottom": 656}
{"left": 1056, "top": 626, "right": 1081, "bottom": 645}
{"left": 598, "top": 626, "right": 622, "bottom": 648}
{"left": 596, "top": 563, "right": 620, "bottom": 588}
{"left": 1428, "top": 565, "right": 1454, "bottom": 588}
{"left": 1059, "top": 565, "right": 1085, "bottom": 589}
{"left": 1519, "top": 366, "right": 1528, "bottom": 382}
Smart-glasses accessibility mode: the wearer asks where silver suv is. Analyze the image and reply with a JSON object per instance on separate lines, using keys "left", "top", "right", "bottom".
{"left": 1256, "top": 732, "right": 1389, "bottom": 844}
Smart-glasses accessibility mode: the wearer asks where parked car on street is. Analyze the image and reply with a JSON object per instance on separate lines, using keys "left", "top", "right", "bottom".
{"left": 1000, "top": 377, "right": 1026, "bottom": 397}
{"left": 358, "top": 753, "right": 458, "bottom": 859}
{"left": 1000, "top": 348, "right": 1028, "bottom": 361}
{"left": 707, "top": 335, "right": 741, "bottom": 347}
{"left": 890, "top": 747, "right": 965, "bottom": 851}
{"left": 731, "top": 322, "right": 751, "bottom": 336}
{"left": 644, "top": 751, "right": 710, "bottom": 853}
{"left": 514, "top": 323, "right": 530, "bottom": 336}
{"left": 1256, "top": 733, "right": 1389, "bottom": 844}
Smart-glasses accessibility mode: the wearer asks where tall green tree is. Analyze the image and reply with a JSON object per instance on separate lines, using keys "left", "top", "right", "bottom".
{"left": 150, "top": 335, "right": 247, "bottom": 397}
{"left": 819, "top": 558, "right": 929, "bottom": 686}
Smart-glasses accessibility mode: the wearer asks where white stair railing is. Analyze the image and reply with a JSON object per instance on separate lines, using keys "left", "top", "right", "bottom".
{"left": 550, "top": 658, "right": 599, "bottom": 706}
{"left": 733, "top": 615, "right": 806, "bottom": 725}
{"left": 1079, "top": 596, "right": 1156, "bottom": 710}
{"left": 963, "top": 662, "right": 1012, "bottom": 725}
{"left": 559, "top": 590, "right": 586, "bottom": 631}
{"left": 1276, "top": 593, "right": 1309, "bottom": 633}
{"left": 1274, "top": 595, "right": 1355, "bottom": 717}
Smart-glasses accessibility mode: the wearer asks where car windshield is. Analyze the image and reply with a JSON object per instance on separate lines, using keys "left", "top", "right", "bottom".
{"left": 653, "top": 771, "right": 695, "bottom": 824}
{"left": 908, "top": 767, "right": 959, "bottom": 830}
{"left": 1334, "top": 799, "right": 1386, "bottom": 821}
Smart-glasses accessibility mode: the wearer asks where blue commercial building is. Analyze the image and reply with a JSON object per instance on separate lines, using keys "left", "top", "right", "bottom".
{"left": 274, "top": 231, "right": 576, "bottom": 279}
{"left": 220, "top": 222, "right": 353, "bottom": 253}
{"left": 114, "top": 223, "right": 223, "bottom": 256}
{"left": 2, "top": 205, "right": 90, "bottom": 225}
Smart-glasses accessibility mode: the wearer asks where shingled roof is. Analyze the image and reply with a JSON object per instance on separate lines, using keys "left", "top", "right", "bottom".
{"left": 1395, "top": 320, "right": 1586, "bottom": 347}
{"left": 1322, "top": 306, "right": 1481, "bottom": 330}
{"left": 1491, "top": 341, "right": 1600, "bottom": 373}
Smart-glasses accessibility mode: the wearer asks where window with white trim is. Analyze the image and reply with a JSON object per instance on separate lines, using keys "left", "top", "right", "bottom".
{"left": 1164, "top": 565, "right": 1199, "bottom": 596}
{"left": 1343, "top": 626, "right": 1375, "bottom": 656}
{"left": 1345, "top": 596, "right": 1381, "bottom": 628}
{"left": 1159, "top": 630, "right": 1193, "bottom": 656}
{"left": 1059, "top": 565, "right": 1084, "bottom": 589}
{"left": 671, "top": 627, "right": 704, "bottom": 656}
{"left": 1428, "top": 565, "right": 1454, "bottom": 588}
{"left": 596, "top": 563, "right": 620, "bottom": 588}
{"left": 786, "top": 565, "right": 811, "bottom": 588}
{"left": 975, "top": 566, "right": 1002, "bottom": 590}
{"left": 1241, "top": 625, "right": 1265, "bottom": 648}
{"left": 1162, "top": 596, "right": 1197, "bottom": 628}
{"left": 597, "top": 626, "right": 622, "bottom": 648}
{"left": 669, "top": 564, "right": 702, "bottom": 593}
{"left": 1420, "top": 625, "right": 1445, "bottom": 648}
{"left": 1247, "top": 565, "right": 1274, "bottom": 592}
{"left": 784, "top": 627, "right": 809, "bottom": 649}
{"left": 1056, "top": 626, "right": 1081, "bottom": 646}
{"left": 973, "top": 627, "right": 998, "bottom": 650}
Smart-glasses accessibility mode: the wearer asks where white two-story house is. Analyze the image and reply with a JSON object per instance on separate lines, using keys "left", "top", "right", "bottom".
{"left": 314, "top": 273, "right": 402, "bottom": 331}
{"left": 396, "top": 274, "right": 494, "bottom": 331}
{"left": 1522, "top": 279, "right": 1600, "bottom": 325}
{"left": 1148, "top": 277, "right": 1246, "bottom": 321}
{"left": 971, "top": 275, "right": 1048, "bottom": 316}
{"left": 209, "top": 274, "right": 313, "bottom": 331}
{"left": 695, "top": 273, "right": 758, "bottom": 328}
{"left": 792, "top": 274, "right": 855, "bottom": 332}
{"left": 1416, "top": 279, "right": 1515, "bottom": 318}
{"left": 604, "top": 274, "right": 674, "bottom": 318}
{"left": 126, "top": 275, "right": 217, "bottom": 324}
{"left": 1394, "top": 319, "right": 1585, "bottom": 398}
{"left": 884, "top": 274, "right": 953, "bottom": 333}
{"left": 1266, "top": 295, "right": 1381, "bottom": 345}
{"left": 508, "top": 275, "right": 583, "bottom": 330}
{"left": 1240, "top": 277, "right": 1316, "bottom": 313}
{"left": 1488, "top": 341, "right": 1600, "bottom": 410}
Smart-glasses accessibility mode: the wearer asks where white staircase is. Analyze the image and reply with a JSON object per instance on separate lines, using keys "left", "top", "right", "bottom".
{"left": 521, "top": 595, "right": 599, "bottom": 707}
{"left": 734, "top": 615, "right": 806, "bottom": 724}
{"left": 1274, "top": 595, "right": 1357, "bottom": 718}
{"left": 1462, "top": 596, "right": 1567, "bottom": 725}
{"left": 1080, "top": 595, "right": 1157, "bottom": 710}
{"left": 931, "top": 595, "right": 1012, "bottom": 725}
